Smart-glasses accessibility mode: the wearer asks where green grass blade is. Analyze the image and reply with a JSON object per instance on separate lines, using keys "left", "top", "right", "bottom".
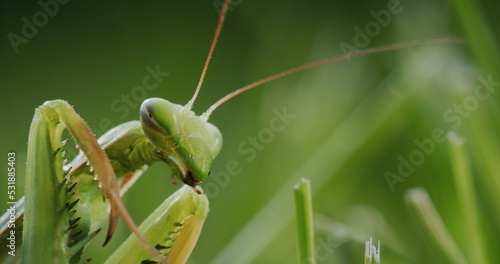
{"left": 463, "top": 113, "right": 500, "bottom": 225}
{"left": 405, "top": 188, "right": 467, "bottom": 264}
{"left": 294, "top": 178, "right": 315, "bottom": 264}
{"left": 448, "top": 132, "right": 488, "bottom": 264}
{"left": 451, "top": 0, "right": 500, "bottom": 79}
{"left": 450, "top": 0, "right": 500, "bottom": 226}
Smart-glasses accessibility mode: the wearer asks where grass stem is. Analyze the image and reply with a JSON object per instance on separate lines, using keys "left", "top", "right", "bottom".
{"left": 294, "top": 178, "right": 315, "bottom": 264}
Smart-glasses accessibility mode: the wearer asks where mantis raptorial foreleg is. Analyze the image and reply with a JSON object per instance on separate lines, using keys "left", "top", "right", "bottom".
{"left": 22, "top": 100, "right": 163, "bottom": 263}
{"left": 106, "top": 185, "right": 209, "bottom": 263}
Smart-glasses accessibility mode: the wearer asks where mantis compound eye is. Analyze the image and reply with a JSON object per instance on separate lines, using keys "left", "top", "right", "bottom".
{"left": 140, "top": 98, "right": 223, "bottom": 186}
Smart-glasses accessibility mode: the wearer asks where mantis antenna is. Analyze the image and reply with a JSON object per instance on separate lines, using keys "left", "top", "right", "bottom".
{"left": 201, "top": 37, "right": 462, "bottom": 119}
{"left": 185, "top": 0, "right": 232, "bottom": 109}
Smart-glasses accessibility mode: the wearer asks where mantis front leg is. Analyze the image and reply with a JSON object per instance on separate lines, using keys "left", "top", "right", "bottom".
{"left": 23, "top": 100, "right": 162, "bottom": 263}
{"left": 106, "top": 185, "right": 209, "bottom": 264}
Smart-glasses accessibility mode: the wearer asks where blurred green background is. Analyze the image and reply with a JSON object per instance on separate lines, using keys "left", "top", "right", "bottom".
{"left": 1, "top": 0, "right": 500, "bottom": 263}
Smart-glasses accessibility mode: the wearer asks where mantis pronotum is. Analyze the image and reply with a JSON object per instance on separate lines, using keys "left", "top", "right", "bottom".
{"left": 0, "top": 0, "right": 460, "bottom": 263}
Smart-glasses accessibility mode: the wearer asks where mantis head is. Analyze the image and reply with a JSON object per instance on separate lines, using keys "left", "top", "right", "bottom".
{"left": 140, "top": 97, "right": 222, "bottom": 187}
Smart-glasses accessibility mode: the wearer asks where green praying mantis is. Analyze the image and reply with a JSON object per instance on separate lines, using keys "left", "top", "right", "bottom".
{"left": 0, "top": 0, "right": 460, "bottom": 263}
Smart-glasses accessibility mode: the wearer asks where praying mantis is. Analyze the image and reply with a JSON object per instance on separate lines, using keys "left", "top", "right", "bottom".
{"left": 0, "top": 0, "right": 463, "bottom": 263}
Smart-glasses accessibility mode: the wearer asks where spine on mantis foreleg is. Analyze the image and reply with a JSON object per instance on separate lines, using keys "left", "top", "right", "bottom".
{"left": 105, "top": 185, "right": 209, "bottom": 264}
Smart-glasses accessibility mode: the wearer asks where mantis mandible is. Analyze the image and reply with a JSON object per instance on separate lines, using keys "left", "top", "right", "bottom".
{"left": 0, "top": 0, "right": 460, "bottom": 263}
